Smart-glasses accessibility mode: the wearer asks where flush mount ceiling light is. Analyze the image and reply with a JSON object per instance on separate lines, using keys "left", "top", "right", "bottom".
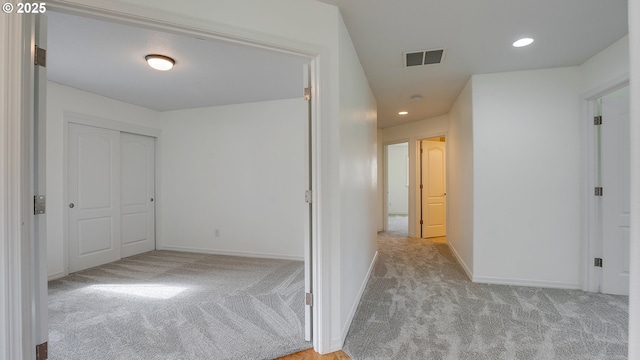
{"left": 411, "top": 94, "right": 423, "bottom": 101}
{"left": 145, "top": 54, "right": 175, "bottom": 71}
{"left": 398, "top": 111, "right": 409, "bottom": 115}
{"left": 513, "top": 38, "right": 534, "bottom": 48}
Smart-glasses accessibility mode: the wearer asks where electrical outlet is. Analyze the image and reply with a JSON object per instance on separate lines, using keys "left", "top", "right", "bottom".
{"left": 215, "top": 229, "right": 220, "bottom": 237}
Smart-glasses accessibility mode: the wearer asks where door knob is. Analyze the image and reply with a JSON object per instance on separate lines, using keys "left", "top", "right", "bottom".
{"left": 69, "top": 203, "right": 75, "bottom": 208}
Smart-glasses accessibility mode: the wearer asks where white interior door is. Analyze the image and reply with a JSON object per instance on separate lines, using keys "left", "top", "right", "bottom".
{"left": 601, "top": 93, "right": 630, "bottom": 295}
{"left": 121, "top": 132, "right": 156, "bottom": 257}
{"left": 68, "top": 123, "right": 121, "bottom": 272}
{"left": 421, "top": 140, "right": 446, "bottom": 238}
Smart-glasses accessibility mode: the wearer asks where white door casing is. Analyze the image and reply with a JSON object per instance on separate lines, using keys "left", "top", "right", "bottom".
{"left": 68, "top": 123, "right": 121, "bottom": 272}
{"left": 303, "top": 63, "right": 313, "bottom": 342}
{"left": 121, "top": 132, "right": 156, "bottom": 258}
{"left": 421, "top": 140, "right": 447, "bottom": 238}
{"left": 601, "top": 95, "right": 631, "bottom": 295}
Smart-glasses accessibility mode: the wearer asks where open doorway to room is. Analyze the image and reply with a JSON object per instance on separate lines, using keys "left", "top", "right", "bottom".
{"left": 385, "top": 142, "right": 409, "bottom": 236}
{"left": 43, "top": 9, "right": 315, "bottom": 359}
{"left": 417, "top": 136, "right": 446, "bottom": 243}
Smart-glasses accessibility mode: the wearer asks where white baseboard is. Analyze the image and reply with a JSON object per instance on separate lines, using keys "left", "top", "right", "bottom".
{"left": 340, "top": 251, "right": 379, "bottom": 345}
{"left": 157, "top": 245, "right": 304, "bottom": 262}
{"left": 472, "top": 275, "right": 581, "bottom": 290}
{"left": 48, "top": 271, "right": 66, "bottom": 281}
{"left": 328, "top": 337, "right": 344, "bottom": 354}
{"left": 447, "top": 242, "right": 473, "bottom": 281}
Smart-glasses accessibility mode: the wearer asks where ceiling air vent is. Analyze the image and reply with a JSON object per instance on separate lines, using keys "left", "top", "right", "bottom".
{"left": 404, "top": 49, "right": 445, "bottom": 67}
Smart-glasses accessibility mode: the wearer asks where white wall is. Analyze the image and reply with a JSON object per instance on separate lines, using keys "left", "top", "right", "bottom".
{"left": 581, "top": 36, "right": 629, "bottom": 92}
{"left": 46, "top": 82, "right": 307, "bottom": 277}
{"left": 627, "top": 1, "right": 639, "bottom": 358}
{"left": 447, "top": 79, "right": 474, "bottom": 278}
{"left": 46, "top": 82, "right": 159, "bottom": 279}
{"left": 158, "top": 99, "right": 306, "bottom": 259}
{"left": 472, "top": 67, "right": 582, "bottom": 288}
{"left": 337, "top": 15, "right": 378, "bottom": 347}
{"left": 387, "top": 143, "right": 408, "bottom": 215}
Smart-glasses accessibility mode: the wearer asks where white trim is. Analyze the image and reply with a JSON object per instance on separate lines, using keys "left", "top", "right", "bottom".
{"left": 47, "top": 272, "right": 66, "bottom": 281}
{"left": 382, "top": 140, "right": 409, "bottom": 232}
{"left": 447, "top": 242, "right": 473, "bottom": 281}
{"left": 579, "top": 75, "right": 630, "bottom": 293}
{"left": 47, "top": 0, "right": 321, "bottom": 60}
{"left": 472, "top": 276, "right": 581, "bottom": 290}
{"left": 340, "top": 251, "right": 378, "bottom": 343}
{"left": 157, "top": 245, "right": 304, "bottom": 262}
{"left": 65, "top": 111, "right": 161, "bottom": 138}
{"left": 1, "top": 10, "right": 36, "bottom": 359}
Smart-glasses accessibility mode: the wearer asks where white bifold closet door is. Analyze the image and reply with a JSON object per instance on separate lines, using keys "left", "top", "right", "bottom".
{"left": 68, "top": 123, "right": 155, "bottom": 273}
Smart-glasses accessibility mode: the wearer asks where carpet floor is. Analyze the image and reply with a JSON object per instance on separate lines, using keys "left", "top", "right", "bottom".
{"left": 343, "top": 232, "right": 629, "bottom": 360}
{"left": 48, "top": 250, "right": 310, "bottom": 360}
{"left": 386, "top": 215, "right": 408, "bottom": 236}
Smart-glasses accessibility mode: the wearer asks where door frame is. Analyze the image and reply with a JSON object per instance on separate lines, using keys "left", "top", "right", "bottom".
{"left": 63, "top": 112, "right": 161, "bottom": 277}
{"left": 20, "top": 0, "right": 324, "bottom": 352}
{"left": 413, "top": 133, "right": 448, "bottom": 238}
{"left": 580, "top": 74, "right": 629, "bottom": 292}
{"left": 383, "top": 140, "right": 409, "bottom": 232}
{"left": 418, "top": 136, "right": 447, "bottom": 239}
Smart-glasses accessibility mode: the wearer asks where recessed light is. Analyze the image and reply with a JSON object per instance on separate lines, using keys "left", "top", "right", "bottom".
{"left": 145, "top": 54, "right": 175, "bottom": 71}
{"left": 513, "top": 38, "right": 534, "bottom": 48}
{"left": 398, "top": 111, "right": 408, "bottom": 115}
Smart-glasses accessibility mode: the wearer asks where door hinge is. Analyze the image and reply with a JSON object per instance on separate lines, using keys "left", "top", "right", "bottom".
{"left": 420, "top": 184, "right": 423, "bottom": 189}
{"left": 594, "top": 116, "right": 602, "bottom": 125}
{"left": 595, "top": 187, "right": 603, "bottom": 196}
{"left": 305, "top": 190, "right": 313, "bottom": 204}
{"left": 36, "top": 342, "right": 48, "bottom": 360}
{"left": 594, "top": 258, "right": 603, "bottom": 267}
{"left": 419, "top": 219, "right": 424, "bottom": 225}
{"left": 34, "top": 195, "right": 46, "bottom": 215}
{"left": 304, "top": 87, "right": 312, "bottom": 101}
{"left": 34, "top": 45, "right": 46, "bottom": 67}
{"left": 305, "top": 292, "right": 313, "bottom": 306}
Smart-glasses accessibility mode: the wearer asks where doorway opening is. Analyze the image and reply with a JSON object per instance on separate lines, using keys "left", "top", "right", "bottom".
{"left": 418, "top": 136, "right": 447, "bottom": 242}
{"left": 42, "top": 8, "right": 316, "bottom": 359}
{"left": 385, "top": 142, "right": 409, "bottom": 236}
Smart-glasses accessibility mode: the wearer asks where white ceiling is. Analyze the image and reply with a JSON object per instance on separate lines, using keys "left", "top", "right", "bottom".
{"left": 48, "top": 2, "right": 628, "bottom": 128}
{"left": 46, "top": 11, "right": 309, "bottom": 112}
{"left": 319, "top": 0, "right": 628, "bottom": 128}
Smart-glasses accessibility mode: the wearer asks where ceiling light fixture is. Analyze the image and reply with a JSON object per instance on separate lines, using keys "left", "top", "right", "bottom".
{"left": 145, "top": 54, "right": 175, "bottom": 71}
{"left": 513, "top": 38, "right": 534, "bottom": 48}
{"left": 411, "top": 94, "right": 423, "bottom": 100}
{"left": 398, "top": 111, "right": 408, "bottom": 115}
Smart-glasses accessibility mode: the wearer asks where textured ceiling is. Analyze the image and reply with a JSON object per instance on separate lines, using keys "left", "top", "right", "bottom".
{"left": 46, "top": 11, "right": 309, "bottom": 112}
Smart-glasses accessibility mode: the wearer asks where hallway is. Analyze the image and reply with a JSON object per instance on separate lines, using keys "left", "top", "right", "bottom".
{"left": 343, "top": 232, "right": 628, "bottom": 359}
